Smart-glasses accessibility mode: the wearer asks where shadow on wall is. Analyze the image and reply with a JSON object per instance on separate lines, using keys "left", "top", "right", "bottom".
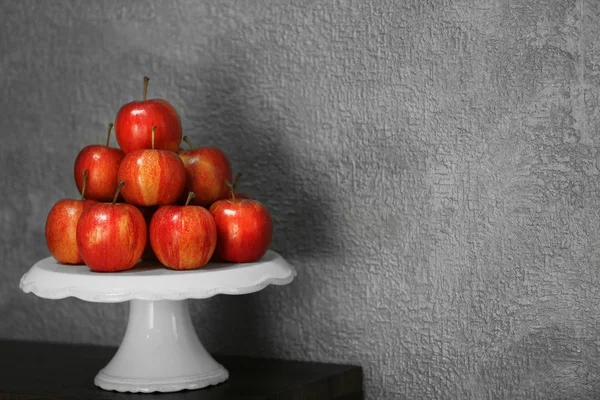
{"left": 178, "top": 43, "right": 340, "bottom": 262}
{"left": 181, "top": 46, "right": 340, "bottom": 355}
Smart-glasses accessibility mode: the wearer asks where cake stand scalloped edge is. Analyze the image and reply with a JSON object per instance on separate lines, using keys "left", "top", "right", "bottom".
{"left": 19, "top": 270, "right": 296, "bottom": 303}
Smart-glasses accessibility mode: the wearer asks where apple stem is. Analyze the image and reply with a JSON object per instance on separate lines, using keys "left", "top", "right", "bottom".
{"left": 81, "top": 169, "right": 88, "bottom": 200}
{"left": 183, "top": 135, "right": 193, "bottom": 149}
{"left": 232, "top": 172, "right": 242, "bottom": 192}
{"left": 225, "top": 179, "right": 235, "bottom": 203}
{"left": 106, "top": 123, "right": 114, "bottom": 147}
{"left": 152, "top": 126, "right": 156, "bottom": 149}
{"left": 143, "top": 76, "right": 150, "bottom": 101}
{"left": 185, "top": 192, "right": 196, "bottom": 206}
{"left": 113, "top": 181, "right": 125, "bottom": 205}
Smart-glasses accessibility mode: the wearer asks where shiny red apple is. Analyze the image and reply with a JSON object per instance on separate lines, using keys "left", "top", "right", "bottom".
{"left": 150, "top": 192, "right": 217, "bottom": 270}
{"left": 74, "top": 123, "right": 125, "bottom": 202}
{"left": 76, "top": 181, "right": 147, "bottom": 272}
{"left": 117, "top": 126, "right": 187, "bottom": 206}
{"left": 208, "top": 178, "right": 272, "bottom": 263}
{"left": 178, "top": 136, "right": 232, "bottom": 207}
{"left": 45, "top": 170, "right": 98, "bottom": 264}
{"left": 114, "top": 76, "right": 182, "bottom": 154}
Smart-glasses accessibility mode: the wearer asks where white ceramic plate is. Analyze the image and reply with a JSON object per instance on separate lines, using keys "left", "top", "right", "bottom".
{"left": 20, "top": 250, "right": 296, "bottom": 303}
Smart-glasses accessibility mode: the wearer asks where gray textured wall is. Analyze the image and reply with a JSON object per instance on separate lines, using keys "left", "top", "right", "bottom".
{"left": 2, "top": 0, "right": 600, "bottom": 398}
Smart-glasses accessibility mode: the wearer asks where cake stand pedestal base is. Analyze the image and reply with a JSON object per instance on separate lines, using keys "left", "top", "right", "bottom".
{"left": 94, "top": 299, "right": 228, "bottom": 393}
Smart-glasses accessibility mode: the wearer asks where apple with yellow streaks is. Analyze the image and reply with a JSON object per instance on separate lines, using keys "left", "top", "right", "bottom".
{"left": 74, "top": 123, "right": 125, "bottom": 202}
{"left": 76, "top": 181, "right": 147, "bottom": 272}
{"left": 117, "top": 126, "right": 186, "bottom": 206}
{"left": 150, "top": 192, "right": 217, "bottom": 270}
{"left": 178, "top": 136, "right": 232, "bottom": 207}
{"left": 45, "top": 170, "right": 98, "bottom": 264}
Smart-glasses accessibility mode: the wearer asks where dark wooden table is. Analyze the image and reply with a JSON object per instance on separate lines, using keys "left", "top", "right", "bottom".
{"left": 0, "top": 340, "right": 362, "bottom": 399}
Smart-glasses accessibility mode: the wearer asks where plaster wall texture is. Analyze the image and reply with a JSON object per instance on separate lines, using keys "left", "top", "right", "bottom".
{"left": 2, "top": 1, "right": 600, "bottom": 398}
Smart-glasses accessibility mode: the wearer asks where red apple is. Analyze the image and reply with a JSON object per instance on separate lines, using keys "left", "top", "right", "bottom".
{"left": 208, "top": 178, "right": 272, "bottom": 263}
{"left": 117, "top": 126, "right": 187, "bottom": 206}
{"left": 138, "top": 205, "right": 158, "bottom": 261}
{"left": 74, "top": 123, "right": 125, "bottom": 202}
{"left": 45, "top": 170, "right": 98, "bottom": 264}
{"left": 114, "top": 76, "right": 182, "bottom": 153}
{"left": 76, "top": 181, "right": 147, "bottom": 272}
{"left": 150, "top": 192, "right": 217, "bottom": 270}
{"left": 178, "top": 136, "right": 232, "bottom": 207}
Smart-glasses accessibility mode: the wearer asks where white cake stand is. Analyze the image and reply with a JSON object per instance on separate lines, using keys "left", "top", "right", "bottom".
{"left": 19, "top": 251, "right": 296, "bottom": 393}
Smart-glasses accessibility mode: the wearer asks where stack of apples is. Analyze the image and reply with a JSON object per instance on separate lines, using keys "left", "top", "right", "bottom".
{"left": 45, "top": 77, "right": 272, "bottom": 272}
